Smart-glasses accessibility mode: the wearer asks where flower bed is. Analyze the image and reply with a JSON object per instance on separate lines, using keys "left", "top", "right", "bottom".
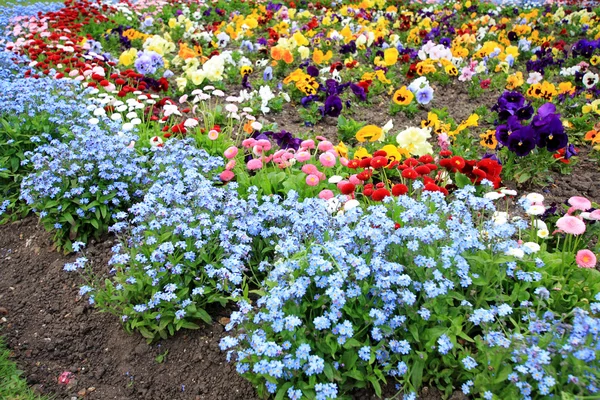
{"left": 1, "top": 0, "right": 600, "bottom": 398}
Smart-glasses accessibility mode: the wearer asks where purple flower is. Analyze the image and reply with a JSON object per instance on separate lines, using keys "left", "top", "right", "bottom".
{"left": 416, "top": 86, "right": 433, "bottom": 105}
{"left": 507, "top": 126, "right": 537, "bottom": 157}
{"left": 350, "top": 83, "right": 366, "bottom": 101}
{"left": 263, "top": 66, "right": 273, "bottom": 81}
{"left": 320, "top": 95, "right": 343, "bottom": 118}
{"left": 495, "top": 116, "right": 523, "bottom": 146}
{"left": 535, "top": 114, "right": 567, "bottom": 152}
{"left": 306, "top": 65, "right": 319, "bottom": 77}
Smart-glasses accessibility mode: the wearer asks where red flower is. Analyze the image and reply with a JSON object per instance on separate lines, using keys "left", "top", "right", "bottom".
{"left": 401, "top": 168, "right": 418, "bottom": 180}
{"left": 480, "top": 79, "right": 491, "bottom": 89}
{"left": 359, "top": 157, "right": 372, "bottom": 168}
{"left": 449, "top": 156, "right": 466, "bottom": 171}
{"left": 424, "top": 183, "right": 441, "bottom": 192}
{"left": 403, "top": 157, "right": 419, "bottom": 167}
{"left": 415, "top": 165, "right": 431, "bottom": 175}
{"left": 340, "top": 183, "right": 356, "bottom": 195}
{"left": 391, "top": 183, "right": 408, "bottom": 196}
{"left": 356, "top": 170, "right": 372, "bottom": 181}
{"left": 371, "top": 188, "right": 390, "bottom": 201}
{"left": 347, "top": 159, "right": 360, "bottom": 169}
{"left": 370, "top": 156, "right": 388, "bottom": 169}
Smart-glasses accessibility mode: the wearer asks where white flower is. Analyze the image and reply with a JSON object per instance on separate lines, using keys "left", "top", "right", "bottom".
{"left": 526, "top": 72, "right": 543, "bottom": 84}
{"left": 93, "top": 108, "right": 106, "bottom": 117}
{"left": 582, "top": 72, "right": 599, "bottom": 89}
{"left": 532, "top": 220, "right": 548, "bottom": 230}
{"left": 184, "top": 118, "right": 198, "bottom": 128}
{"left": 396, "top": 126, "right": 433, "bottom": 156}
{"left": 484, "top": 192, "right": 505, "bottom": 200}
{"left": 88, "top": 118, "right": 99, "bottom": 125}
{"left": 492, "top": 211, "right": 508, "bottom": 225}
{"left": 526, "top": 192, "right": 544, "bottom": 203}
{"left": 343, "top": 199, "right": 360, "bottom": 211}
{"left": 149, "top": 136, "right": 163, "bottom": 147}
{"left": 522, "top": 242, "right": 540, "bottom": 253}
{"left": 537, "top": 229, "right": 549, "bottom": 239}
{"left": 500, "top": 189, "right": 517, "bottom": 196}
{"left": 326, "top": 197, "right": 341, "bottom": 214}
{"left": 526, "top": 205, "right": 546, "bottom": 216}
{"left": 328, "top": 175, "right": 343, "bottom": 184}
{"left": 505, "top": 248, "right": 525, "bottom": 259}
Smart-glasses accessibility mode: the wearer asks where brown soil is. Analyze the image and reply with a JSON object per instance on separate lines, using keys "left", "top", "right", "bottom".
{"left": 0, "top": 217, "right": 258, "bottom": 400}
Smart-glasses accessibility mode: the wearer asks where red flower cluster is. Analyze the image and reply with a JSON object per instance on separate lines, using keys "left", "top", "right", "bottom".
{"left": 438, "top": 151, "right": 503, "bottom": 188}
{"left": 342, "top": 150, "right": 503, "bottom": 201}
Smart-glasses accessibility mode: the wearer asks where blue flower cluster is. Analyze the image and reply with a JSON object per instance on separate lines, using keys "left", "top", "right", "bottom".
{"left": 97, "top": 138, "right": 333, "bottom": 339}
{"left": 20, "top": 127, "right": 149, "bottom": 251}
{"left": 219, "top": 190, "right": 523, "bottom": 397}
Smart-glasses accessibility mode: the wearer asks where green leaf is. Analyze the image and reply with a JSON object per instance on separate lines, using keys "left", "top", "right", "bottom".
{"left": 454, "top": 172, "right": 472, "bottom": 188}
{"left": 323, "top": 363, "right": 334, "bottom": 381}
{"left": 180, "top": 321, "right": 200, "bottom": 330}
{"left": 275, "top": 382, "right": 294, "bottom": 400}
{"left": 343, "top": 369, "right": 364, "bottom": 381}
{"left": 195, "top": 308, "right": 212, "bottom": 324}
{"left": 367, "top": 376, "right": 382, "bottom": 397}
{"left": 516, "top": 172, "right": 531, "bottom": 183}
{"left": 409, "top": 325, "right": 419, "bottom": 342}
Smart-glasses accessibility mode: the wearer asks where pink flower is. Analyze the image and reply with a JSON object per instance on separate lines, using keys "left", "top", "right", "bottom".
{"left": 256, "top": 139, "right": 272, "bottom": 151}
{"left": 224, "top": 146, "right": 238, "bottom": 159}
{"left": 576, "top": 249, "right": 597, "bottom": 269}
{"left": 58, "top": 371, "right": 72, "bottom": 385}
{"left": 319, "top": 152, "right": 336, "bottom": 167}
{"left": 247, "top": 159, "right": 263, "bottom": 170}
{"left": 318, "top": 189, "right": 334, "bottom": 200}
{"left": 340, "top": 157, "right": 349, "bottom": 167}
{"left": 301, "top": 139, "right": 315, "bottom": 149}
{"left": 242, "top": 138, "right": 256, "bottom": 148}
{"left": 225, "top": 160, "right": 236, "bottom": 170}
{"left": 555, "top": 215, "right": 586, "bottom": 235}
{"left": 208, "top": 130, "right": 219, "bottom": 140}
{"left": 317, "top": 140, "right": 334, "bottom": 152}
{"left": 220, "top": 170, "right": 235, "bottom": 182}
{"left": 306, "top": 174, "right": 320, "bottom": 186}
{"left": 568, "top": 196, "right": 592, "bottom": 212}
{"left": 295, "top": 151, "right": 311, "bottom": 162}
{"left": 589, "top": 209, "right": 600, "bottom": 220}
{"left": 316, "top": 135, "right": 326, "bottom": 141}
{"left": 438, "top": 133, "right": 450, "bottom": 151}
{"left": 301, "top": 163, "right": 319, "bottom": 175}
{"left": 349, "top": 174, "right": 362, "bottom": 185}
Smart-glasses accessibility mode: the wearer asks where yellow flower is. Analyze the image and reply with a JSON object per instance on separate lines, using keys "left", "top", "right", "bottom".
{"left": 356, "top": 125, "right": 384, "bottom": 143}
{"left": 421, "top": 112, "right": 440, "bottom": 129}
{"left": 479, "top": 130, "right": 498, "bottom": 149}
{"left": 506, "top": 71, "right": 524, "bottom": 89}
{"left": 392, "top": 86, "right": 414, "bottom": 106}
{"left": 298, "top": 46, "right": 310, "bottom": 60}
{"left": 591, "top": 55, "right": 600, "bottom": 66}
{"left": 292, "top": 31, "right": 309, "bottom": 47}
{"left": 334, "top": 142, "right": 348, "bottom": 158}
{"left": 558, "top": 81, "right": 575, "bottom": 95}
{"left": 445, "top": 64, "right": 458, "bottom": 76}
{"left": 380, "top": 144, "right": 405, "bottom": 162}
{"left": 383, "top": 48, "right": 399, "bottom": 66}
{"left": 353, "top": 147, "right": 372, "bottom": 159}
{"left": 240, "top": 65, "right": 253, "bottom": 76}
{"left": 118, "top": 48, "right": 137, "bottom": 67}
{"left": 375, "top": 70, "right": 391, "bottom": 84}
{"left": 312, "top": 49, "right": 332, "bottom": 64}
